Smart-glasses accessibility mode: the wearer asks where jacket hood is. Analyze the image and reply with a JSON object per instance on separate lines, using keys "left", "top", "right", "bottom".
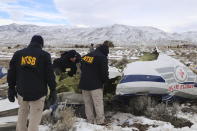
{"left": 63, "top": 50, "right": 77, "bottom": 58}
{"left": 61, "top": 50, "right": 77, "bottom": 62}
{"left": 96, "top": 44, "right": 109, "bottom": 56}
{"left": 28, "top": 35, "right": 44, "bottom": 48}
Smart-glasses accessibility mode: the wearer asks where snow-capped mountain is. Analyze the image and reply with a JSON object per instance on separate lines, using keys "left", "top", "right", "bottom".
{"left": 0, "top": 24, "right": 196, "bottom": 46}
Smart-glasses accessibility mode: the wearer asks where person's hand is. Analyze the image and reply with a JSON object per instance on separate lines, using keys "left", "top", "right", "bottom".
{"left": 54, "top": 68, "right": 61, "bottom": 76}
{"left": 8, "top": 87, "right": 17, "bottom": 102}
{"left": 48, "top": 90, "right": 57, "bottom": 105}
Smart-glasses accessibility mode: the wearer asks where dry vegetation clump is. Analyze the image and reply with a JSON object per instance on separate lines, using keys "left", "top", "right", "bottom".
{"left": 74, "top": 44, "right": 89, "bottom": 48}
{"left": 129, "top": 96, "right": 193, "bottom": 128}
{"left": 103, "top": 40, "right": 114, "bottom": 48}
{"left": 52, "top": 107, "right": 76, "bottom": 131}
{"left": 0, "top": 88, "right": 8, "bottom": 99}
{"left": 103, "top": 76, "right": 121, "bottom": 100}
{"left": 0, "top": 77, "right": 7, "bottom": 85}
{"left": 125, "top": 96, "right": 150, "bottom": 115}
{"left": 144, "top": 101, "right": 193, "bottom": 128}
{"left": 119, "top": 121, "right": 153, "bottom": 131}
{"left": 42, "top": 105, "right": 76, "bottom": 131}
{"left": 130, "top": 123, "right": 155, "bottom": 131}
{"left": 140, "top": 52, "right": 159, "bottom": 61}
{"left": 106, "top": 96, "right": 193, "bottom": 128}
{"left": 56, "top": 74, "right": 81, "bottom": 93}
{"left": 145, "top": 103, "right": 177, "bottom": 121}
{"left": 110, "top": 58, "right": 129, "bottom": 70}
{"left": 181, "top": 104, "right": 197, "bottom": 114}
{"left": 0, "top": 60, "right": 10, "bottom": 68}
{"left": 109, "top": 59, "right": 118, "bottom": 66}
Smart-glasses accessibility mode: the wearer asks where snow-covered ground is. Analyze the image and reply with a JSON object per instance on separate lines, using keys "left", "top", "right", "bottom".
{"left": 73, "top": 118, "right": 135, "bottom": 131}
{"left": 39, "top": 125, "right": 51, "bottom": 131}
{"left": 0, "top": 116, "right": 17, "bottom": 125}
{"left": 1, "top": 111, "right": 197, "bottom": 131}
{"left": 73, "top": 112, "right": 197, "bottom": 131}
{"left": 0, "top": 99, "right": 18, "bottom": 112}
{"left": 71, "top": 111, "right": 197, "bottom": 131}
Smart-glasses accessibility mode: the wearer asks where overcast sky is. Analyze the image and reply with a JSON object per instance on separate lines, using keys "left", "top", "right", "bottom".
{"left": 0, "top": 0, "right": 197, "bottom": 32}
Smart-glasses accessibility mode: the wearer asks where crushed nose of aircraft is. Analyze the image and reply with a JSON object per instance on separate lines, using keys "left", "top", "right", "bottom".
{"left": 116, "top": 53, "right": 197, "bottom": 100}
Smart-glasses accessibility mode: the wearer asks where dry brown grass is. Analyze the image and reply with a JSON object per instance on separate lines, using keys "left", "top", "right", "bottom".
{"left": 53, "top": 107, "right": 76, "bottom": 131}
{"left": 0, "top": 77, "right": 7, "bottom": 85}
{"left": 110, "top": 58, "right": 129, "bottom": 70}
{"left": 0, "top": 60, "right": 10, "bottom": 68}
{"left": 108, "top": 96, "right": 193, "bottom": 128}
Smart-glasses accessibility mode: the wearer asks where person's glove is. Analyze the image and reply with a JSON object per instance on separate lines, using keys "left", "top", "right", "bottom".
{"left": 8, "top": 87, "right": 17, "bottom": 102}
{"left": 48, "top": 90, "right": 57, "bottom": 105}
{"left": 54, "top": 68, "right": 62, "bottom": 76}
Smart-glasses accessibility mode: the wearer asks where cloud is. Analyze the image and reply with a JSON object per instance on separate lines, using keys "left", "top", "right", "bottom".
{"left": 0, "top": 18, "right": 61, "bottom": 26}
{"left": 1, "top": 0, "right": 197, "bottom": 32}
{"left": 0, "top": 0, "right": 68, "bottom": 25}
{"left": 54, "top": 0, "right": 197, "bottom": 32}
{"left": 0, "top": 0, "right": 17, "bottom": 3}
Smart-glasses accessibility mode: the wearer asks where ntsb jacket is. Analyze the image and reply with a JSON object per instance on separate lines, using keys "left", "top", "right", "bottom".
{"left": 79, "top": 45, "right": 109, "bottom": 90}
{"left": 7, "top": 41, "right": 56, "bottom": 101}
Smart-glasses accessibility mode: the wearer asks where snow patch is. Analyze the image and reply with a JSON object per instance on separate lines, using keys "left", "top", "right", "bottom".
{"left": 0, "top": 99, "right": 18, "bottom": 112}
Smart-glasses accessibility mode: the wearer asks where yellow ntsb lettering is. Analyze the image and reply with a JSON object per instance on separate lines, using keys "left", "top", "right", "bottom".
{"left": 82, "top": 56, "right": 94, "bottom": 64}
{"left": 21, "top": 56, "right": 37, "bottom": 66}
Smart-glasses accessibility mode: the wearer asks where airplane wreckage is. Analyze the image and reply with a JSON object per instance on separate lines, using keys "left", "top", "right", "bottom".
{"left": 116, "top": 53, "right": 197, "bottom": 101}
{"left": 0, "top": 67, "right": 7, "bottom": 79}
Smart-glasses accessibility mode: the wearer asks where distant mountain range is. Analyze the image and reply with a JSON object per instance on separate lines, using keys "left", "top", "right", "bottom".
{"left": 0, "top": 23, "right": 197, "bottom": 46}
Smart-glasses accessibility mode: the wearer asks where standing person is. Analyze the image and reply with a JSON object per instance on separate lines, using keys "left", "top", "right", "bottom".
{"left": 89, "top": 43, "right": 95, "bottom": 53}
{"left": 7, "top": 35, "right": 57, "bottom": 131}
{"left": 79, "top": 41, "right": 109, "bottom": 125}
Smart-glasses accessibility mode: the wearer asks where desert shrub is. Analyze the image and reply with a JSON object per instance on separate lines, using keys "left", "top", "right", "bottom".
{"left": 110, "top": 59, "right": 118, "bottom": 66}
{"left": 56, "top": 73, "right": 81, "bottom": 93}
{"left": 110, "top": 58, "right": 129, "bottom": 70}
{"left": 14, "top": 44, "right": 21, "bottom": 48}
{"left": 145, "top": 103, "right": 174, "bottom": 120}
{"left": 42, "top": 106, "right": 76, "bottom": 131}
{"left": 181, "top": 105, "right": 197, "bottom": 114}
{"left": 103, "top": 40, "right": 114, "bottom": 48}
{"left": 0, "top": 77, "right": 7, "bottom": 85}
{"left": 117, "top": 58, "right": 129, "bottom": 68}
{"left": 130, "top": 123, "right": 152, "bottom": 131}
{"left": 122, "top": 96, "right": 161, "bottom": 116}
{"left": 128, "top": 96, "right": 192, "bottom": 128}
{"left": 104, "top": 76, "right": 121, "bottom": 100}
{"left": 106, "top": 96, "right": 193, "bottom": 128}
{"left": 145, "top": 103, "right": 193, "bottom": 128}
{"left": 128, "top": 96, "right": 152, "bottom": 115}
{"left": 140, "top": 52, "right": 159, "bottom": 61}
{"left": 48, "top": 107, "right": 76, "bottom": 131}
{"left": 74, "top": 44, "right": 88, "bottom": 48}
